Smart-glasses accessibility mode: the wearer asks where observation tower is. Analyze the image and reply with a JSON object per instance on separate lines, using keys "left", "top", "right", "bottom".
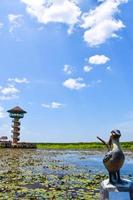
{"left": 7, "top": 106, "right": 27, "bottom": 145}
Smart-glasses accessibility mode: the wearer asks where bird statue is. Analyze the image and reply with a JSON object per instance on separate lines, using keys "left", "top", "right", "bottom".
{"left": 97, "top": 129, "right": 125, "bottom": 184}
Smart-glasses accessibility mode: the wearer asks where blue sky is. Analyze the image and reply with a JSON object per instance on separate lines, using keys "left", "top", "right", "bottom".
{"left": 0, "top": 0, "right": 133, "bottom": 142}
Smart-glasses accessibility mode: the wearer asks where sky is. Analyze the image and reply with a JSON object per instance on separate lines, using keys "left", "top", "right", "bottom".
{"left": 0, "top": 0, "right": 133, "bottom": 142}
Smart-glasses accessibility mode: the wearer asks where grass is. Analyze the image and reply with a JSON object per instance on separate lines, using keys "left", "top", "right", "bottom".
{"left": 36, "top": 142, "right": 133, "bottom": 150}
{"left": 121, "top": 142, "right": 133, "bottom": 150}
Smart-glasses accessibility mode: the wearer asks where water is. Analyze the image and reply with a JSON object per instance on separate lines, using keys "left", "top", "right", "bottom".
{"left": 0, "top": 149, "right": 132, "bottom": 199}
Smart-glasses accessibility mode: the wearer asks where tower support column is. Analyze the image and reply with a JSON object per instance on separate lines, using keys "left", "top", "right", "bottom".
{"left": 7, "top": 106, "right": 27, "bottom": 145}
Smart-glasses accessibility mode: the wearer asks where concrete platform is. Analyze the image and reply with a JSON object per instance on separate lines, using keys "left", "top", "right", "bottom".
{"left": 100, "top": 179, "right": 133, "bottom": 200}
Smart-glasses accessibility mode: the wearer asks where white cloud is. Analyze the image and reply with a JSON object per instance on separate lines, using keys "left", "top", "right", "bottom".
{"left": 89, "top": 54, "right": 110, "bottom": 65}
{"left": 81, "top": 0, "right": 128, "bottom": 46}
{"left": 8, "top": 14, "right": 23, "bottom": 33}
{"left": 8, "top": 77, "right": 29, "bottom": 84}
{"left": 1, "top": 85, "right": 19, "bottom": 95}
{"left": 63, "top": 64, "right": 72, "bottom": 74}
{"left": 42, "top": 101, "right": 64, "bottom": 109}
{"left": 0, "top": 78, "right": 28, "bottom": 101}
{"left": 106, "top": 66, "right": 112, "bottom": 71}
{"left": 0, "top": 106, "right": 6, "bottom": 118}
{"left": 21, "top": 0, "right": 81, "bottom": 34}
{"left": 0, "top": 85, "right": 19, "bottom": 101}
{"left": 83, "top": 65, "right": 93, "bottom": 72}
{"left": 63, "top": 77, "right": 87, "bottom": 90}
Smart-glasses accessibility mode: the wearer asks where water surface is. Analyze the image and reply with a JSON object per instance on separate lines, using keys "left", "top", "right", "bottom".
{"left": 0, "top": 149, "right": 132, "bottom": 199}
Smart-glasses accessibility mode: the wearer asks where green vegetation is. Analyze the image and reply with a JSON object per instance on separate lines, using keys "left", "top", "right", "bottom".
{"left": 36, "top": 142, "right": 133, "bottom": 150}
{"left": 121, "top": 142, "right": 133, "bottom": 150}
{"left": 36, "top": 142, "right": 104, "bottom": 150}
{"left": 0, "top": 149, "right": 108, "bottom": 199}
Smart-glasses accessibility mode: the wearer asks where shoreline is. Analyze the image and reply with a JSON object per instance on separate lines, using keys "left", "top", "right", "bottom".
{"left": 0, "top": 142, "right": 133, "bottom": 151}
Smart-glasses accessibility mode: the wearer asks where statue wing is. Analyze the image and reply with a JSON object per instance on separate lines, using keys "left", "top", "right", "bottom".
{"left": 103, "top": 151, "right": 113, "bottom": 163}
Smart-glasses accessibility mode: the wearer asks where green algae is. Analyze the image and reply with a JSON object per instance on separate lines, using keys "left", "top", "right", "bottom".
{"left": 0, "top": 149, "right": 107, "bottom": 199}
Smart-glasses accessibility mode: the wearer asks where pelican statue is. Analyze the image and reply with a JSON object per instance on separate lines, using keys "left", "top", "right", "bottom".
{"left": 97, "top": 130, "right": 125, "bottom": 184}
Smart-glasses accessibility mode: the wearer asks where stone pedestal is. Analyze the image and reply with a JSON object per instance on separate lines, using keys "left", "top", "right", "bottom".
{"left": 100, "top": 179, "right": 133, "bottom": 200}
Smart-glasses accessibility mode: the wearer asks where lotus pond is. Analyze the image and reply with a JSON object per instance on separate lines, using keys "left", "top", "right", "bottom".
{"left": 0, "top": 149, "right": 133, "bottom": 200}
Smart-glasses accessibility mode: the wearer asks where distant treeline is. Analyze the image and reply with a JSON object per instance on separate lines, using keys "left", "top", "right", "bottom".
{"left": 36, "top": 142, "right": 133, "bottom": 150}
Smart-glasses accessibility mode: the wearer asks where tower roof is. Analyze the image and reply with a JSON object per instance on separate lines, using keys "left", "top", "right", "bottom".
{"left": 7, "top": 106, "right": 27, "bottom": 114}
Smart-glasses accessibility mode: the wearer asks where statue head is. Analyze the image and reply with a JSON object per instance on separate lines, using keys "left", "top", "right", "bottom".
{"left": 108, "top": 129, "right": 121, "bottom": 148}
{"left": 111, "top": 129, "right": 121, "bottom": 139}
